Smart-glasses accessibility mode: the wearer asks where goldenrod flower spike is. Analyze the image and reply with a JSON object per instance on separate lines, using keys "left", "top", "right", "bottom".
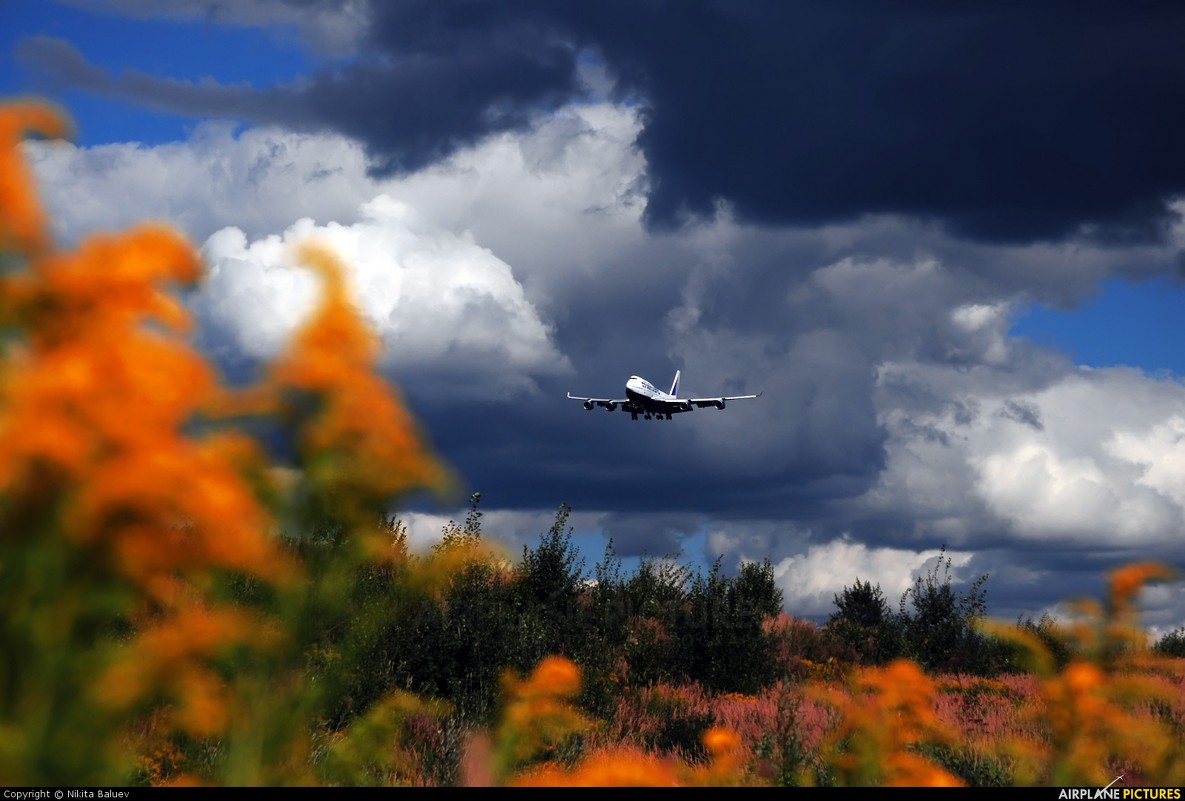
{"left": 512, "top": 749, "right": 683, "bottom": 787}
{"left": 1109, "top": 562, "right": 1174, "bottom": 612}
{"left": 495, "top": 656, "right": 590, "bottom": 782}
{"left": 978, "top": 562, "right": 1181, "bottom": 786}
{"left": 267, "top": 239, "right": 448, "bottom": 529}
{"left": 0, "top": 101, "right": 71, "bottom": 255}
{"left": 807, "top": 658, "right": 964, "bottom": 787}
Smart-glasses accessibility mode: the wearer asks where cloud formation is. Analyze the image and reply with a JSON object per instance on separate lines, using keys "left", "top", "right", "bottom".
{"left": 198, "top": 196, "right": 570, "bottom": 396}
{"left": 56, "top": 0, "right": 369, "bottom": 55}
{"left": 20, "top": 1, "right": 1185, "bottom": 243}
{"left": 23, "top": 85, "right": 1185, "bottom": 629}
{"left": 864, "top": 362, "right": 1185, "bottom": 551}
{"left": 768, "top": 539, "right": 965, "bottom": 619}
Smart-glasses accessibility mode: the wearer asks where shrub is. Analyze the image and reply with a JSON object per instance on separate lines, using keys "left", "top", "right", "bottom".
{"left": 1015, "top": 612, "right": 1074, "bottom": 671}
{"left": 515, "top": 503, "right": 587, "bottom": 668}
{"left": 1154, "top": 627, "right": 1185, "bottom": 659}
{"left": 677, "top": 558, "right": 783, "bottom": 693}
{"left": 897, "top": 547, "right": 997, "bottom": 675}
{"left": 825, "top": 578, "right": 903, "bottom": 665}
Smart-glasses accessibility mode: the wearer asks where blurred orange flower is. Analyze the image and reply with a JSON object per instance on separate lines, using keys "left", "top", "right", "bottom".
{"left": 0, "top": 101, "right": 70, "bottom": 254}
{"left": 0, "top": 101, "right": 444, "bottom": 783}
{"left": 808, "top": 659, "right": 964, "bottom": 786}
{"left": 263, "top": 241, "right": 447, "bottom": 537}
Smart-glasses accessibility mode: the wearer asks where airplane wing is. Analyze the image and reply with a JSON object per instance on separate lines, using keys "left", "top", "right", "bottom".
{"left": 686, "top": 391, "right": 762, "bottom": 409}
{"left": 568, "top": 392, "right": 629, "bottom": 411}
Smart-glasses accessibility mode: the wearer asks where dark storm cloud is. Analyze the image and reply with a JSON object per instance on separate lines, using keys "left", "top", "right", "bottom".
{"left": 14, "top": 36, "right": 304, "bottom": 122}
{"left": 56, "top": 0, "right": 369, "bottom": 55}
{"left": 20, "top": 1, "right": 1185, "bottom": 243}
{"left": 15, "top": 6, "right": 583, "bottom": 174}
{"left": 582, "top": 0, "right": 1185, "bottom": 244}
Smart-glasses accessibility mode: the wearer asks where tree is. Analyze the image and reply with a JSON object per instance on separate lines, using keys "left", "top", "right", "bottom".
{"left": 897, "top": 547, "right": 992, "bottom": 674}
{"left": 436, "top": 492, "right": 484, "bottom": 552}
{"left": 678, "top": 557, "right": 783, "bottom": 693}
{"left": 826, "top": 578, "right": 902, "bottom": 665}
{"left": 1154, "top": 627, "right": 1185, "bottom": 658}
{"left": 832, "top": 578, "right": 891, "bottom": 628}
{"left": 515, "top": 503, "right": 587, "bottom": 666}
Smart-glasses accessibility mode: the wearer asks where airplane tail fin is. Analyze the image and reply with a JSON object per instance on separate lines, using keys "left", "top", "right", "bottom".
{"left": 669, "top": 369, "right": 681, "bottom": 397}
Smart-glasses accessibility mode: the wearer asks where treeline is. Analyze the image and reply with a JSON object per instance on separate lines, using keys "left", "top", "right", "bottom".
{"left": 825, "top": 554, "right": 1185, "bottom": 674}
{"left": 282, "top": 495, "right": 784, "bottom": 727}
{"left": 823, "top": 551, "right": 1001, "bottom": 674}
{"left": 273, "top": 493, "right": 1184, "bottom": 737}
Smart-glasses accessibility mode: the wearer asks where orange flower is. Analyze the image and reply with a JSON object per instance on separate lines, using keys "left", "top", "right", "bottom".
{"left": 512, "top": 749, "right": 682, "bottom": 787}
{"left": 0, "top": 102, "right": 302, "bottom": 783}
{"left": 702, "top": 726, "right": 740, "bottom": 755}
{"left": 0, "top": 99, "right": 458, "bottom": 785}
{"left": 1064, "top": 662, "right": 1102, "bottom": 694}
{"left": 1109, "top": 563, "right": 1173, "bottom": 610}
{"left": 263, "top": 241, "right": 447, "bottom": 528}
{"left": 690, "top": 726, "right": 749, "bottom": 786}
{"left": 807, "top": 658, "right": 964, "bottom": 786}
{"left": 96, "top": 606, "right": 264, "bottom": 736}
{"left": 525, "top": 656, "right": 582, "bottom": 698}
{"left": 494, "top": 657, "right": 590, "bottom": 781}
{"left": 0, "top": 101, "right": 70, "bottom": 254}
{"left": 980, "top": 563, "right": 1183, "bottom": 786}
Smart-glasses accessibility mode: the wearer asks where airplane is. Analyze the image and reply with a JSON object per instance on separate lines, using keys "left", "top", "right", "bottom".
{"left": 567, "top": 370, "right": 761, "bottom": 421}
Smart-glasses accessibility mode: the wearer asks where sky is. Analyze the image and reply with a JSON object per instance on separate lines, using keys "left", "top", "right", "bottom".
{"left": 4, "top": 0, "right": 1185, "bottom": 634}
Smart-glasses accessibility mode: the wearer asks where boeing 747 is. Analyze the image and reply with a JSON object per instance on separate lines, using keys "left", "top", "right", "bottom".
{"left": 567, "top": 371, "right": 761, "bottom": 421}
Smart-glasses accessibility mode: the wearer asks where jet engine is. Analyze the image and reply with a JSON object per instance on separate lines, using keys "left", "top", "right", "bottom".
{"left": 605, "top": 402, "right": 617, "bottom": 412}
{"left": 714, "top": 400, "right": 726, "bottom": 410}
{"left": 583, "top": 400, "right": 594, "bottom": 410}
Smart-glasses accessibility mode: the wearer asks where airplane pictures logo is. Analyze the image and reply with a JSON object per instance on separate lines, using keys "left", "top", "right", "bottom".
{"left": 1057, "top": 775, "right": 1182, "bottom": 800}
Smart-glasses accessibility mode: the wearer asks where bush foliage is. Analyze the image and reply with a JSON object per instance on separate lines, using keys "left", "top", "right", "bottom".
{"left": 824, "top": 547, "right": 1009, "bottom": 675}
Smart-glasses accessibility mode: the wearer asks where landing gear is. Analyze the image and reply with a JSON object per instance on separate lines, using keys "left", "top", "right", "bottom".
{"left": 630, "top": 412, "right": 638, "bottom": 421}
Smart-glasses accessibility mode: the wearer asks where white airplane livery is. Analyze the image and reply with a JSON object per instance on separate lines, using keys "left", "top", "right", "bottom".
{"left": 567, "top": 370, "right": 761, "bottom": 421}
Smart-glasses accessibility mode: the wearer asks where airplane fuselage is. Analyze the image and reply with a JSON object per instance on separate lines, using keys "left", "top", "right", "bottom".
{"left": 624, "top": 375, "right": 692, "bottom": 420}
{"left": 625, "top": 375, "right": 672, "bottom": 404}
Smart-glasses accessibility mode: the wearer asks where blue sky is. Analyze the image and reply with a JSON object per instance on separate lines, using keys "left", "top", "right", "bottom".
{"left": 4, "top": 0, "right": 1185, "bottom": 631}
{"left": 1013, "top": 278, "right": 1185, "bottom": 377}
{"left": 1, "top": 0, "right": 315, "bottom": 145}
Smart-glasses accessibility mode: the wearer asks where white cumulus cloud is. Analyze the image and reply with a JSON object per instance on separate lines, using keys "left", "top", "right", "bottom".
{"left": 197, "top": 195, "right": 570, "bottom": 396}
{"left": 867, "top": 363, "right": 1185, "bottom": 549}
{"left": 767, "top": 538, "right": 965, "bottom": 618}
